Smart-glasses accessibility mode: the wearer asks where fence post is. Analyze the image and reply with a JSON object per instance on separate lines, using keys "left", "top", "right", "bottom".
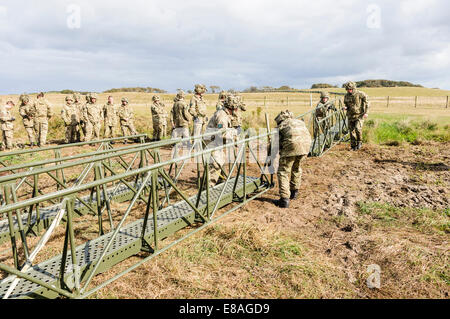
{"left": 446, "top": 96, "right": 449, "bottom": 109}
{"left": 310, "top": 93, "right": 313, "bottom": 108}
{"left": 264, "top": 96, "right": 267, "bottom": 109}
{"left": 415, "top": 96, "right": 418, "bottom": 108}
{"left": 387, "top": 96, "right": 390, "bottom": 108}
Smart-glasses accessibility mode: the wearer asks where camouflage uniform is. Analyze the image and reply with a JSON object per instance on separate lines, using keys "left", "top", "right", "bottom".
{"left": 0, "top": 102, "right": 16, "bottom": 150}
{"left": 314, "top": 91, "right": 336, "bottom": 135}
{"left": 229, "top": 94, "right": 247, "bottom": 135}
{"left": 343, "top": 82, "right": 369, "bottom": 150}
{"left": 18, "top": 94, "right": 37, "bottom": 146}
{"left": 274, "top": 111, "right": 312, "bottom": 208}
{"left": 61, "top": 95, "right": 80, "bottom": 143}
{"left": 103, "top": 100, "right": 118, "bottom": 139}
{"left": 73, "top": 93, "right": 85, "bottom": 142}
{"left": 31, "top": 93, "right": 53, "bottom": 147}
{"left": 205, "top": 100, "right": 236, "bottom": 185}
{"left": 189, "top": 84, "right": 208, "bottom": 136}
{"left": 171, "top": 91, "right": 191, "bottom": 157}
{"left": 151, "top": 95, "right": 167, "bottom": 141}
{"left": 216, "top": 91, "right": 229, "bottom": 111}
{"left": 118, "top": 98, "right": 138, "bottom": 138}
{"left": 83, "top": 93, "right": 103, "bottom": 142}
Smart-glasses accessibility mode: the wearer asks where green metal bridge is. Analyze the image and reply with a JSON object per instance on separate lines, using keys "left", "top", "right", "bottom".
{"left": 0, "top": 107, "right": 348, "bottom": 299}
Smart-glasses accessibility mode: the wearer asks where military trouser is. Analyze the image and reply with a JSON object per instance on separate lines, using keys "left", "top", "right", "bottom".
{"left": 207, "top": 138, "right": 227, "bottom": 185}
{"left": 24, "top": 125, "right": 36, "bottom": 145}
{"left": 65, "top": 125, "right": 79, "bottom": 143}
{"left": 34, "top": 121, "right": 49, "bottom": 146}
{"left": 85, "top": 121, "right": 101, "bottom": 142}
{"left": 1, "top": 130, "right": 13, "bottom": 150}
{"left": 277, "top": 155, "right": 307, "bottom": 199}
{"left": 152, "top": 122, "right": 163, "bottom": 141}
{"left": 120, "top": 123, "right": 137, "bottom": 138}
{"left": 193, "top": 117, "right": 205, "bottom": 137}
{"left": 171, "top": 127, "right": 191, "bottom": 159}
{"left": 104, "top": 125, "right": 115, "bottom": 139}
{"left": 348, "top": 118, "right": 364, "bottom": 148}
{"left": 79, "top": 121, "right": 87, "bottom": 142}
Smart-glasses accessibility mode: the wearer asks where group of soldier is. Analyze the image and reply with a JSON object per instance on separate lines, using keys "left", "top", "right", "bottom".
{"left": 0, "top": 81, "right": 369, "bottom": 209}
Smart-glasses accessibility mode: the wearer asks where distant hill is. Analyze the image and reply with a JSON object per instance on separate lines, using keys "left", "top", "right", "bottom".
{"left": 311, "top": 83, "right": 338, "bottom": 89}
{"left": 103, "top": 87, "right": 167, "bottom": 93}
{"left": 345, "top": 80, "right": 423, "bottom": 88}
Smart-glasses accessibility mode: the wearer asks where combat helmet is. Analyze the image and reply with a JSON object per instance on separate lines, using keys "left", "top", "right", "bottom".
{"left": 65, "top": 95, "right": 74, "bottom": 102}
{"left": 194, "top": 84, "right": 207, "bottom": 94}
{"left": 73, "top": 93, "right": 81, "bottom": 102}
{"left": 121, "top": 97, "right": 129, "bottom": 104}
{"left": 152, "top": 95, "right": 160, "bottom": 102}
{"left": 320, "top": 91, "right": 330, "bottom": 99}
{"left": 19, "top": 94, "right": 30, "bottom": 104}
{"left": 175, "top": 91, "right": 185, "bottom": 102}
{"left": 274, "top": 110, "right": 294, "bottom": 125}
{"left": 90, "top": 93, "right": 99, "bottom": 101}
{"left": 85, "top": 93, "right": 91, "bottom": 103}
{"left": 218, "top": 91, "right": 228, "bottom": 100}
{"left": 224, "top": 95, "right": 239, "bottom": 110}
{"left": 344, "top": 81, "right": 357, "bottom": 91}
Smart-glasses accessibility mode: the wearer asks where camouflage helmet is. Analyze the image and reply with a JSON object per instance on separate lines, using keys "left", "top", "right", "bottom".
{"left": 224, "top": 95, "right": 239, "bottom": 110}
{"left": 65, "top": 95, "right": 74, "bottom": 102}
{"left": 218, "top": 91, "right": 228, "bottom": 100}
{"left": 19, "top": 94, "right": 30, "bottom": 104}
{"left": 194, "top": 84, "right": 207, "bottom": 94}
{"left": 73, "top": 93, "right": 81, "bottom": 102}
{"left": 175, "top": 90, "right": 185, "bottom": 101}
{"left": 274, "top": 110, "right": 294, "bottom": 125}
{"left": 90, "top": 93, "right": 98, "bottom": 100}
{"left": 152, "top": 95, "right": 160, "bottom": 102}
{"left": 121, "top": 97, "right": 129, "bottom": 104}
{"left": 344, "top": 81, "right": 357, "bottom": 90}
{"left": 320, "top": 91, "right": 330, "bottom": 99}
{"left": 37, "top": 92, "right": 45, "bottom": 98}
{"left": 85, "top": 93, "right": 91, "bottom": 102}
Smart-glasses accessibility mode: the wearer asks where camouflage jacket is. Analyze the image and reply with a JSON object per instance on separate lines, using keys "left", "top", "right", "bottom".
{"left": 103, "top": 103, "right": 118, "bottom": 126}
{"left": 83, "top": 103, "right": 103, "bottom": 124}
{"left": 171, "top": 99, "right": 191, "bottom": 128}
{"left": 344, "top": 90, "right": 369, "bottom": 120}
{"left": 0, "top": 105, "right": 15, "bottom": 131}
{"left": 278, "top": 118, "right": 312, "bottom": 157}
{"left": 206, "top": 108, "right": 235, "bottom": 140}
{"left": 75, "top": 102, "right": 85, "bottom": 122}
{"left": 151, "top": 101, "right": 167, "bottom": 123}
{"left": 19, "top": 102, "right": 35, "bottom": 128}
{"left": 61, "top": 103, "right": 80, "bottom": 126}
{"left": 189, "top": 94, "right": 207, "bottom": 123}
{"left": 32, "top": 98, "right": 53, "bottom": 123}
{"left": 230, "top": 103, "right": 247, "bottom": 128}
{"left": 315, "top": 101, "right": 336, "bottom": 118}
{"left": 118, "top": 105, "right": 135, "bottom": 125}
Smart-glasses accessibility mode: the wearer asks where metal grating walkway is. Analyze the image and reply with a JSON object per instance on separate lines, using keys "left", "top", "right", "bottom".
{"left": 0, "top": 176, "right": 261, "bottom": 299}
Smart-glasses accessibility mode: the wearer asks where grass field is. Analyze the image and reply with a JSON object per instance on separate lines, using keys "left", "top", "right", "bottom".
{"left": 1, "top": 87, "right": 449, "bottom": 146}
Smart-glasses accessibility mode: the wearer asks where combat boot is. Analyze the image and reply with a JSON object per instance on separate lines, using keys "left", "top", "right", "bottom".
{"left": 357, "top": 142, "right": 362, "bottom": 150}
{"left": 290, "top": 190, "right": 299, "bottom": 200}
{"left": 273, "top": 198, "right": 290, "bottom": 208}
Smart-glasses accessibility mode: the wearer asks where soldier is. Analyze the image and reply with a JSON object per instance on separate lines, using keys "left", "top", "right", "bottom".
{"left": 103, "top": 96, "right": 117, "bottom": 139}
{"left": 150, "top": 95, "right": 167, "bottom": 141}
{"left": 83, "top": 93, "right": 103, "bottom": 142}
{"left": 171, "top": 91, "right": 191, "bottom": 157}
{"left": 18, "top": 94, "right": 37, "bottom": 146}
{"left": 343, "top": 81, "right": 369, "bottom": 151}
{"left": 189, "top": 84, "right": 208, "bottom": 136}
{"left": 205, "top": 96, "right": 237, "bottom": 185}
{"left": 118, "top": 98, "right": 138, "bottom": 141}
{"left": 216, "top": 91, "right": 229, "bottom": 111}
{"left": 31, "top": 92, "right": 53, "bottom": 147}
{"left": 230, "top": 94, "right": 247, "bottom": 136}
{"left": 0, "top": 100, "right": 16, "bottom": 150}
{"left": 73, "top": 93, "right": 91, "bottom": 142}
{"left": 314, "top": 91, "right": 336, "bottom": 135}
{"left": 273, "top": 110, "right": 312, "bottom": 208}
{"left": 61, "top": 95, "right": 80, "bottom": 143}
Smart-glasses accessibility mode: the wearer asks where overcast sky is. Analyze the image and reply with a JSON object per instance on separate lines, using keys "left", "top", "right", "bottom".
{"left": 0, "top": 0, "right": 449, "bottom": 94}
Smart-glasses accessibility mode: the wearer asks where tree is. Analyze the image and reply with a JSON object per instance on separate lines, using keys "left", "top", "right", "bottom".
{"left": 209, "top": 85, "right": 220, "bottom": 93}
